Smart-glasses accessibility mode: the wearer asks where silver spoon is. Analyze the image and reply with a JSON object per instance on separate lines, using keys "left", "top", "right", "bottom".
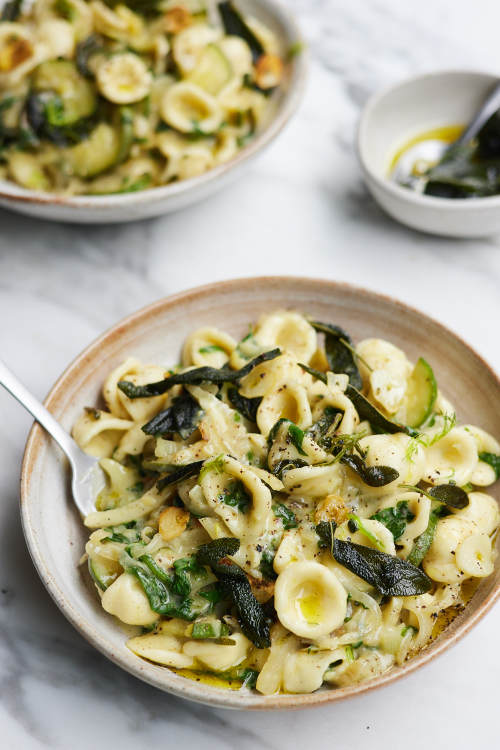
{"left": 0, "top": 358, "right": 103, "bottom": 516}
{"left": 392, "top": 80, "right": 500, "bottom": 189}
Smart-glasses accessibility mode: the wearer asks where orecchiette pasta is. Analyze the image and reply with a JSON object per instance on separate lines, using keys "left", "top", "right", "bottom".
{"left": 75, "top": 310, "right": 499, "bottom": 696}
{"left": 0, "top": 0, "right": 289, "bottom": 194}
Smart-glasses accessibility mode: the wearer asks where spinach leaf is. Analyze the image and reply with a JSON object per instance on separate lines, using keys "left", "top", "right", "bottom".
{"left": 267, "top": 418, "right": 307, "bottom": 455}
{"left": 142, "top": 391, "right": 203, "bottom": 439}
{"left": 317, "top": 521, "right": 432, "bottom": 596}
{"left": 399, "top": 483, "right": 469, "bottom": 509}
{"left": 196, "top": 538, "right": 271, "bottom": 648}
{"left": 227, "top": 386, "right": 261, "bottom": 422}
{"left": 1, "top": 0, "right": 22, "bottom": 21}
{"left": 219, "top": 480, "right": 250, "bottom": 513}
{"left": 218, "top": 1, "right": 264, "bottom": 61}
{"left": 259, "top": 547, "right": 277, "bottom": 580}
{"left": 272, "top": 503, "right": 298, "bottom": 529}
{"left": 346, "top": 385, "right": 414, "bottom": 436}
{"left": 125, "top": 553, "right": 215, "bottom": 620}
{"left": 118, "top": 348, "right": 280, "bottom": 398}
{"left": 311, "top": 321, "right": 362, "bottom": 389}
{"left": 371, "top": 501, "right": 415, "bottom": 541}
{"left": 479, "top": 451, "right": 500, "bottom": 480}
{"left": 156, "top": 460, "right": 204, "bottom": 491}
{"left": 407, "top": 504, "right": 445, "bottom": 567}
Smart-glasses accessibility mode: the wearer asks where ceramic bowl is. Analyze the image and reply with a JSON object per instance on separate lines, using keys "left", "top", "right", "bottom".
{"left": 21, "top": 277, "right": 500, "bottom": 709}
{"left": 357, "top": 70, "right": 500, "bottom": 237}
{"left": 0, "top": 0, "right": 306, "bottom": 224}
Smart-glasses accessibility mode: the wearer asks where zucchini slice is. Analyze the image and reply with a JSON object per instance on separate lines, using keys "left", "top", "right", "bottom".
{"left": 33, "top": 60, "right": 97, "bottom": 126}
{"left": 188, "top": 43, "right": 232, "bottom": 96}
{"left": 68, "top": 122, "right": 121, "bottom": 177}
{"left": 88, "top": 557, "right": 119, "bottom": 591}
{"left": 405, "top": 357, "right": 437, "bottom": 428}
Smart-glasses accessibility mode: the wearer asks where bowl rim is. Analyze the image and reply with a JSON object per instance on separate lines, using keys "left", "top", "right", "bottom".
{"left": 0, "top": 0, "right": 307, "bottom": 209}
{"left": 20, "top": 275, "right": 500, "bottom": 710}
{"left": 356, "top": 68, "right": 500, "bottom": 209}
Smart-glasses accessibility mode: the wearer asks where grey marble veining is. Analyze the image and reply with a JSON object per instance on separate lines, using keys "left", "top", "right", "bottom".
{"left": 1, "top": 1, "right": 500, "bottom": 747}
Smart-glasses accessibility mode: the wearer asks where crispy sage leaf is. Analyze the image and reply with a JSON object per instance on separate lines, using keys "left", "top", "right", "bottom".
{"left": 1, "top": 0, "right": 22, "bottom": 21}
{"left": 307, "top": 405, "right": 343, "bottom": 446}
{"left": 196, "top": 538, "right": 271, "bottom": 648}
{"left": 142, "top": 391, "right": 203, "bottom": 439}
{"left": 118, "top": 348, "right": 280, "bottom": 399}
{"left": 218, "top": 1, "right": 264, "bottom": 60}
{"left": 227, "top": 386, "right": 261, "bottom": 422}
{"left": 298, "top": 363, "right": 327, "bottom": 384}
{"left": 156, "top": 460, "right": 204, "bottom": 491}
{"left": 346, "top": 385, "right": 413, "bottom": 436}
{"left": 311, "top": 321, "right": 362, "bottom": 389}
{"left": 479, "top": 451, "right": 500, "bottom": 480}
{"left": 399, "top": 483, "right": 469, "bottom": 509}
{"left": 317, "top": 521, "right": 432, "bottom": 596}
{"left": 271, "top": 458, "right": 308, "bottom": 479}
{"left": 340, "top": 453, "right": 399, "bottom": 487}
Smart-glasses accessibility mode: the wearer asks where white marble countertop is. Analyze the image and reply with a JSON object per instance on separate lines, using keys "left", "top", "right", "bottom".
{"left": 1, "top": 0, "right": 500, "bottom": 747}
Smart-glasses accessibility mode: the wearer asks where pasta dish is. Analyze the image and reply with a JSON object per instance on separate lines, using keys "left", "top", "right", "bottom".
{"left": 0, "top": 0, "right": 288, "bottom": 194}
{"left": 73, "top": 311, "right": 500, "bottom": 694}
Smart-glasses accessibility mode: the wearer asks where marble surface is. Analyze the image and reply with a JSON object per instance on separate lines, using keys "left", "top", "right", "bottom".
{"left": 1, "top": 0, "right": 500, "bottom": 747}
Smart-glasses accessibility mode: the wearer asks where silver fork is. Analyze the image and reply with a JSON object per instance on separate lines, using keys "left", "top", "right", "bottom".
{"left": 0, "top": 358, "right": 103, "bottom": 516}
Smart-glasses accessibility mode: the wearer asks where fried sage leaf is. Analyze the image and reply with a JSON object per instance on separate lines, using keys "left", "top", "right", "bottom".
{"left": 218, "top": 1, "right": 264, "bottom": 61}
{"left": 340, "top": 453, "right": 399, "bottom": 487}
{"left": 311, "top": 321, "right": 362, "bottom": 389}
{"left": 346, "top": 385, "right": 414, "bottom": 436}
{"left": 227, "top": 386, "right": 261, "bottom": 422}
{"left": 399, "top": 483, "right": 469, "bottom": 509}
{"left": 479, "top": 451, "right": 500, "bottom": 480}
{"left": 142, "top": 391, "right": 203, "bottom": 439}
{"left": 1, "top": 0, "right": 22, "bottom": 21}
{"left": 156, "top": 460, "right": 204, "bottom": 491}
{"left": 197, "top": 538, "right": 271, "bottom": 648}
{"left": 317, "top": 521, "right": 432, "bottom": 596}
{"left": 118, "top": 348, "right": 280, "bottom": 399}
{"left": 298, "top": 363, "right": 327, "bottom": 384}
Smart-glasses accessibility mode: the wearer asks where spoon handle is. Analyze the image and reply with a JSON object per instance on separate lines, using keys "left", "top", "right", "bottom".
{"left": 0, "top": 358, "right": 79, "bottom": 460}
{"left": 455, "top": 81, "right": 500, "bottom": 147}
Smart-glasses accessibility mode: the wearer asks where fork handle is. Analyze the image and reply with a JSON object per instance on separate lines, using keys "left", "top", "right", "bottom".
{"left": 0, "top": 358, "right": 78, "bottom": 460}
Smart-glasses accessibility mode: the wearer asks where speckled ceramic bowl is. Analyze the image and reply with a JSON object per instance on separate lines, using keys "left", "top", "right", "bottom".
{"left": 21, "top": 277, "right": 500, "bottom": 709}
{"left": 0, "top": 0, "right": 306, "bottom": 224}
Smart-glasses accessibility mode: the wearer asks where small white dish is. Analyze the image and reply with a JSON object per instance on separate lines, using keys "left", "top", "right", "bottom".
{"left": 0, "top": 0, "right": 306, "bottom": 224}
{"left": 357, "top": 70, "right": 500, "bottom": 237}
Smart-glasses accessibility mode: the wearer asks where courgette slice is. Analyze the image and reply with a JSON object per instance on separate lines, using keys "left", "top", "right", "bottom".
{"left": 33, "top": 60, "right": 97, "bottom": 126}
{"left": 188, "top": 44, "right": 232, "bottom": 96}
{"left": 68, "top": 122, "right": 121, "bottom": 177}
{"left": 88, "top": 557, "right": 119, "bottom": 591}
{"left": 405, "top": 357, "right": 437, "bottom": 428}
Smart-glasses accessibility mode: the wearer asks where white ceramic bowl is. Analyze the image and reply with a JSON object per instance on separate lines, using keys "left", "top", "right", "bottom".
{"left": 357, "top": 70, "right": 500, "bottom": 237}
{"left": 0, "top": 0, "right": 306, "bottom": 224}
{"left": 20, "top": 277, "right": 500, "bottom": 709}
